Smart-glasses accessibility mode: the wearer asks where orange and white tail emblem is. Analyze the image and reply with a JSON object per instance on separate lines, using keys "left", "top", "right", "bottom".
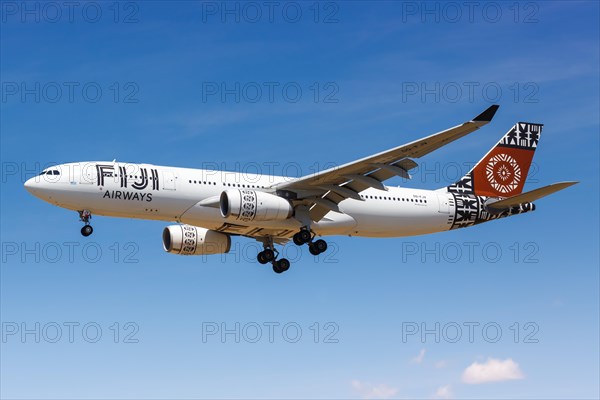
{"left": 448, "top": 122, "right": 542, "bottom": 198}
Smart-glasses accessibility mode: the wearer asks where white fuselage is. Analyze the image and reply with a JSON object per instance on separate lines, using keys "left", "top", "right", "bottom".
{"left": 24, "top": 162, "right": 456, "bottom": 239}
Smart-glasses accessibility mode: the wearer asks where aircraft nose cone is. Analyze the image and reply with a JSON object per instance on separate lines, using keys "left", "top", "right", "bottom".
{"left": 24, "top": 176, "right": 54, "bottom": 203}
{"left": 24, "top": 177, "right": 37, "bottom": 194}
{"left": 24, "top": 178, "right": 33, "bottom": 191}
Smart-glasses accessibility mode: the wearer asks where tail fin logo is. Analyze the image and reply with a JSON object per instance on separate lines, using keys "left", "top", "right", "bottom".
{"left": 486, "top": 153, "right": 522, "bottom": 194}
{"left": 447, "top": 122, "right": 542, "bottom": 198}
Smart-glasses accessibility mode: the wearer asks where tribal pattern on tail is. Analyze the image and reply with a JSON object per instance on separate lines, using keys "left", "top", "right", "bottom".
{"left": 448, "top": 192, "right": 535, "bottom": 230}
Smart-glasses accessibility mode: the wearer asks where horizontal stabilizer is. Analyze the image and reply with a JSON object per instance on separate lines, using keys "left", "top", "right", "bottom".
{"left": 486, "top": 181, "right": 578, "bottom": 212}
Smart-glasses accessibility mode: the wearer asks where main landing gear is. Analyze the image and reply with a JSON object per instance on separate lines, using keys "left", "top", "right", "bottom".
{"left": 78, "top": 210, "right": 93, "bottom": 237}
{"left": 256, "top": 229, "right": 327, "bottom": 274}
{"left": 293, "top": 228, "right": 327, "bottom": 256}
{"left": 257, "top": 237, "right": 290, "bottom": 274}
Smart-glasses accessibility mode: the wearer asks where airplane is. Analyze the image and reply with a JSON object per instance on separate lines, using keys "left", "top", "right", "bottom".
{"left": 24, "top": 105, "right": 577, "bottom": 273}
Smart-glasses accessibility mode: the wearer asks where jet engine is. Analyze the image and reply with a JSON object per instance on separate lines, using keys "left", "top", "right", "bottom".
{"left": 162, "top": 224, "right": 231, "bottom": 255}
{"left": 220, "top": 189, "right": 293, "bottom": 222}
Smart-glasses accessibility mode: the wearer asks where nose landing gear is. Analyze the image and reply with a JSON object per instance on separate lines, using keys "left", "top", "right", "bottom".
{"left": 78, "top": 210, "right": 93, "bottom": 237}
{"left": 81, "top": 225, "right": 94, "bottom": 237}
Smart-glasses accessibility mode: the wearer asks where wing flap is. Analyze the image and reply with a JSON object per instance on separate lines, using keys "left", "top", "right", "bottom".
{"left": 309, "top": 204, "right": 331, "bottom": 221}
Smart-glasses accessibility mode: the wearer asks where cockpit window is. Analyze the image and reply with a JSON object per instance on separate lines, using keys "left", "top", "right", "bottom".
{"left": 38, "top": 170, "right": 60, "bottom": 176}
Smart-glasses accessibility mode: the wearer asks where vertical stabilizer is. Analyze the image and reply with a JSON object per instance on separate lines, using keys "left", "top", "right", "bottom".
{"left": 447, "top": 122, "right": 542, "bottom": 198}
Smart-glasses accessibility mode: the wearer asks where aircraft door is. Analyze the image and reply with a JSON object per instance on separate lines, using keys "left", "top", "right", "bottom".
{"left": 162, "top": 171, "right": 176, "bottom": 190}
{"left": 79, "top": 163, "right": 97, "bottom": 185}
{"left": 437, "top": 193, "right": 451, "bottom": 213}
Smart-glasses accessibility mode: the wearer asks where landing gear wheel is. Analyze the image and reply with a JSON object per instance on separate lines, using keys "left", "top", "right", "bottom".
{"left": 314, "top": 239, "right": 327, "bottom": 254}
{"left": 278, "top": 258, "right": 290, "bottom": 272}
{"left": 81, "top": 225, "right": 93, "bottom": 237}
{"left": 308, "top": 239, "right": 327, "bottom": 255}
{"left": 293, "top": 232, "right": 304, "bottom": 246}
{"left": 298, "top": 229, "right": 311, "bottom": 243}
{"left": 263, "top": 249, "right": 275, "bottom": 262}
{"left": 273, "top": 258, "right": 290, "bottom": 274}
{"left": 308, "top": 243, "right": 320, "bottom": 256}
{"left": 257, "top": 252, "right": 268, "bottom": 264}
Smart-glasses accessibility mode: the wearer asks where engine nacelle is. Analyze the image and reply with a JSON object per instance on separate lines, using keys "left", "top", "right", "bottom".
{"left": 220, "top": 189, "right": 293, "bottom": 222}
{"left": 162, "top": 225, "right": 231, "bottom": 255}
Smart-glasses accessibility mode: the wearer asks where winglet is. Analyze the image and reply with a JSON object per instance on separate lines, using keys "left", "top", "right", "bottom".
{"left": 473, "top": 104, "right": 500, "bottom": 122}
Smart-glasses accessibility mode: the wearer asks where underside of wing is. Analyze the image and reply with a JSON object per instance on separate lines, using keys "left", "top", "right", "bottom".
{"left": 211, "top": 221, "right": 296, "bottom": 242}
{"left": 272, "top": 105, "right": 500, "bottom": 221}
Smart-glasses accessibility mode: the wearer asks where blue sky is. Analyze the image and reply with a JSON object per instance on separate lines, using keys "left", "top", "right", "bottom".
{"left": 1, "top": 1, "right": 598, "bottom": 399}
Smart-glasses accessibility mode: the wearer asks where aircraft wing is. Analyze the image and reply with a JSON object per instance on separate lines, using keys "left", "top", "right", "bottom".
{"left": 271, "top": 105, "right": 500, "bottom": 221}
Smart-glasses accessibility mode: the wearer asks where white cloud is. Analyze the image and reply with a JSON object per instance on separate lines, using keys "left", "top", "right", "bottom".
{"left": 351, "top": 380, "right": 398, "bottom": 399}
{"left": 461, "top": 358, "right": 524, "bottom": 384}
{"left": 434, "top": 360, "right": 448, "bottom": 369}
{"left": 411, "top": 348, "right": 426, "bottom": 364}
{"left": 433, "top": 385, "right": 453, "bottom": 399}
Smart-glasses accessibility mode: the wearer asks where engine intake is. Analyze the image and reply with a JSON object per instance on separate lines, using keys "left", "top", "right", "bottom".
{"left": 162, "top": 225, "right": 231, "bottom": 255}
{"left": 220, "top": 189, "right": 293, "bottom": 222}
